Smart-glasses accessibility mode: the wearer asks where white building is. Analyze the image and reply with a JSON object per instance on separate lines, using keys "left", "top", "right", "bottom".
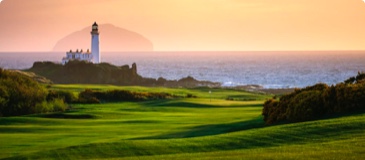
{"left": 62, "top": 49, "right": 93, "bottom": 65}
{"left": 62, "top": 22, "right": 100, "bottom": 65}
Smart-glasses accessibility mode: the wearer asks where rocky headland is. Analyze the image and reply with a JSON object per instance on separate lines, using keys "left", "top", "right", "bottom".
{"left": 25, "top": 61, "right": 221, "bottom": 88}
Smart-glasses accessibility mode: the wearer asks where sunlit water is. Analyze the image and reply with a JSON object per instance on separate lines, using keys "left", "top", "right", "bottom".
{"left": 1, "top": 51, "right": 365, "bottom": 89}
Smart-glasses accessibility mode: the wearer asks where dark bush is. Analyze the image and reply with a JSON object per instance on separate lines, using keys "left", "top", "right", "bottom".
{"left": 47, "top": 90, "right": 77, "bottom": 103}
{"left": 186, "top": 93, "right": 197, "bottom": 98}
{"left": 262, "top": 99, "right": 280, "bottom": 124}
{"left": 263, "top": 72, "right": 365, "bottom": 124}
{"left": 77, "top": 89, "right": 173, "bottom": 104}
{"left": 78, "top": 89, "right": 100, "bottom": 104}
{"left": 285, "top": 91, "right": 325, "bottom": 122}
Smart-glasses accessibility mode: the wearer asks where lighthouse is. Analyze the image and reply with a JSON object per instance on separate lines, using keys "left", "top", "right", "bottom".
{"left": 91, "top": 22, "right": 100, "bottom": 63}
{"left": 61, "top": 22, "right": 101, "bottom": 65}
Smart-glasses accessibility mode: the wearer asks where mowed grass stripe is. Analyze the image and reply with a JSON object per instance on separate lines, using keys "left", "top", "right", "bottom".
{"left": 7, "top": 113, "right": 365, "bottom": 159}
{"left": 115, "top": 138, "right": 365, "bottom": 160}
{"left": 0, "top": 99, "right": 264, "bottom": 159}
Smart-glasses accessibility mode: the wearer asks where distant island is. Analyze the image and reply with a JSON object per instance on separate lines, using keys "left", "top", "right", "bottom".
{"left": 26, "top": 61, "right": 221, "bottom": 88}
{"left": 53, "top": 24, "right": 154, "bottom": 52}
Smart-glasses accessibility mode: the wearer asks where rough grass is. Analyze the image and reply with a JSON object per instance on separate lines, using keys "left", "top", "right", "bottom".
{"left": 0, "top": 85, "right": 364, "bottom": 159}
{"left": 50, "top": 84, "right": 269, "bottom": 100}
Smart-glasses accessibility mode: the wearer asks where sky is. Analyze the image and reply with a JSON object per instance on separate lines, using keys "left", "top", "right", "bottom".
{"left": 1, "top": 0, "right": 365, "bottom": 51}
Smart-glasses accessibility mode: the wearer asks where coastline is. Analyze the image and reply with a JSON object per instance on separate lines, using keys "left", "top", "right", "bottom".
{"left": 1, "top": 51, "right": 364, "bottom": 89}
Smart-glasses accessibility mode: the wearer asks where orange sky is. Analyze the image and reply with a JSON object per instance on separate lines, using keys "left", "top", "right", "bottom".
{"left": 1, "top": 0, "right": 365, "bottom": 51}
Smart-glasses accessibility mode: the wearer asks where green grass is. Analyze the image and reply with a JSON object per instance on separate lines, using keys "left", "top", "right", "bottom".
{"left": 0, "top": 85, "right": 364, "bottom": 159}
{"left": 50, "top": 84, "right": 269, "bottom": 100}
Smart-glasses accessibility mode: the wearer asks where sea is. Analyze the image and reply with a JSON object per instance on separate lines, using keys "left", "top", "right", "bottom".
{"left": 1, "top": 51, "right": 365, "bottom": 89}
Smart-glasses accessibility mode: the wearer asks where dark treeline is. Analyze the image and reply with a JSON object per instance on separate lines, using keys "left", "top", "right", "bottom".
{"left": 78, "top": 89, "right": 175, "bottom": 104}
{"left": 263, "top": 72, "right": 365, "bottom": 124}
{"left": 0, "top": 68, "right": 67, "bottom": 117}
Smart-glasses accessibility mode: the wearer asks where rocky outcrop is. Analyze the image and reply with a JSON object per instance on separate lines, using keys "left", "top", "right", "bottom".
{"left": 26, "top": 61, "right": 220, "bottom": 88}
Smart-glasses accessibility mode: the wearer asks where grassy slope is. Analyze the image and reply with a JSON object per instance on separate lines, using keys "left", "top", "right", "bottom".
{"left": 0, "top": 85, "right": 364, "bottom": 159}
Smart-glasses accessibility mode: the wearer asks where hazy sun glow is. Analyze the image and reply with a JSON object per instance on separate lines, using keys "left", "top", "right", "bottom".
{"left": 1, "top": 0, "right": 365, "bottom": 51}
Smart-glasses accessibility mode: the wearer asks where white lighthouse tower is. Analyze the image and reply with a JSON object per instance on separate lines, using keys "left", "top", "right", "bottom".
{"left": 61, "top": 22, "right": 101, "bottom": 65}
{"left": 91, "top": 22, "right": 100, "bottom": 63}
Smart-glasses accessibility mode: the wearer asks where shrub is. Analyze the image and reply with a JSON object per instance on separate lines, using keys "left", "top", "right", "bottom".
{"left": 52, "top": 98, "right": 68, "bottom": 112}
{"left": 0, "top": 69, "right": 73, "bottom": 117}
{"left": 285, "top": 91, "right": 325, "bottom": 122}
{"left": 263, "top": 72, "right": 365, "bottom": 124}
{"left": 78, "top": 89, "right": 100, "bottom": 104}
{"left": 262, "top": 99, "right": 280, "bottom": 124}
{"left": 186, "top": 93, "right": 197, "bottom": 98}
{"left": 34, "top": 98, "right": 68, "bottom": 113}
{"left": 0, "top": 68, "right": 48, "bottom": 117}
{"left": 47, "top": 90, "right": 77, "bottom": 103}
{"left": 35, "top": 101, "right": 53, "bottom": 113}
{"left": 77, "top": 89, "right": 173, "bottom": 104}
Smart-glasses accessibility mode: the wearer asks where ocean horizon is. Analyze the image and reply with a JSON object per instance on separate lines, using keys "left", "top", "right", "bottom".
{"left": 1, "top": 51, "right": 365, "bottom": 89}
